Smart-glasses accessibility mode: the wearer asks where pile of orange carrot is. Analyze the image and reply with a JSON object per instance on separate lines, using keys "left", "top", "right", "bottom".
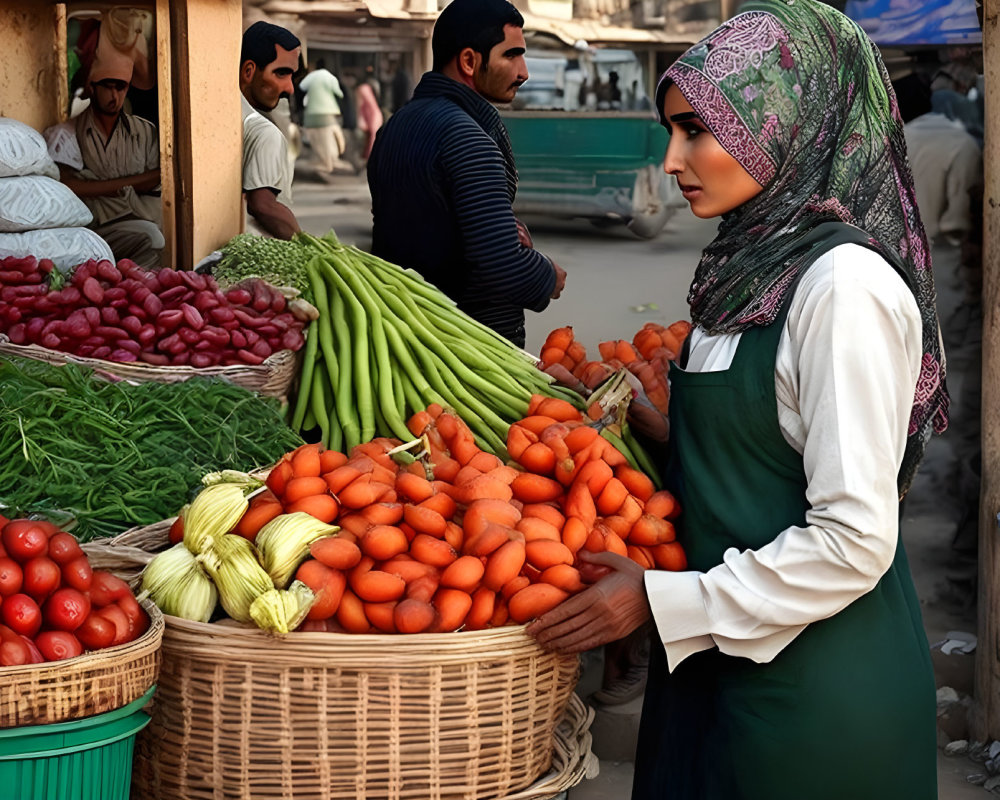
{"left": 538, "top": 321, "right": 693, "bottom": 414}
{"left": 202, "top": 400, "right": 685, "bottom": 635}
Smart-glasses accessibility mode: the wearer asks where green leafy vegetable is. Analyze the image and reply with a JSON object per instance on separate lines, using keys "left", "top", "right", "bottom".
{"left": 214, "top": 233, "right": 314, "bottom": 299}
{"left": 0, "top": 356, "right": 303, "bottom": 540}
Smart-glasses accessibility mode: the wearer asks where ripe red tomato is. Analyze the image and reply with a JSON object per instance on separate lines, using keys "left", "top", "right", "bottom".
{"left": 75, "top": 613, "right": 116, "bottom": 650}
{"left": 168, "top": 515, "right": 185, "bottom": 545}
{"left": 44, "top": 588, "right": 90, "bottom": 632}
{"left": 61, "top": 556, "right": 93, "bottom": 592}
{"left": 1, "top": 593, "right": 41, "bottom": 637}
{"left": 88, "top": 571, "right": 130, "bottom": 607}
{"left": 0, "top": 557, "right": 23, "bottom": 597}
{"left": 117, "top": 594, "right": 149, "bottom": 638}
{"left": 20, "top": 634, "right": 43, "bottom": 663}
{"left": 97, "top": 604, "right": 130, "bottom": 646}
{"left": 47, "top": 532, "right": 84, "bottom": 565}
{"left": 1, "top": 521, "right": 49, "bottom": 563}
{"left": 35, "top": 631, "right": 83, "bottom": 662}
{"left": 22, "top": 556, "right": 61, "bottom": 601}
{"left": 0, "top": 638, "right": 30, "bottom": 666}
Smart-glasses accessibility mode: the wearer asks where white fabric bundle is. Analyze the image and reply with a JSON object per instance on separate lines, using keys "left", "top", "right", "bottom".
{"left": 0, "top": 118, "right": 60, "bottom": 180}
{"left": 0, "top": 227, "right": 114, "bottom": 273}
{"left": 0, "top": 175, "right": 92, "bottom": 232}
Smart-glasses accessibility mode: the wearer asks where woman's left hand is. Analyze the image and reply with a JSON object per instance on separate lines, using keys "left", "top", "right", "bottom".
{"left": 526, "top": 550, "right": 651, "bottom": 654}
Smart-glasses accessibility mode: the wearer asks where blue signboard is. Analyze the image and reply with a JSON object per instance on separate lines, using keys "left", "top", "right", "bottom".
{"left": 844, "top": 0, "right": 981, "bottom": 46}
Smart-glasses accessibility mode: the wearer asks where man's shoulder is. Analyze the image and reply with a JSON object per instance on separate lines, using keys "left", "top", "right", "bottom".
{"left": 122, "top": 112, "right": 157, "bottom": 137}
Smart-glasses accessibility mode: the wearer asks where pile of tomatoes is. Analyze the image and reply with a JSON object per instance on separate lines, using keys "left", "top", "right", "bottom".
{"left": 0, "top": 516, "right": 149, "bottom": 666}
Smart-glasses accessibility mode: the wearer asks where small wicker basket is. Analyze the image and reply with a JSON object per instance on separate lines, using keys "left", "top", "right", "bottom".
{"left": 0, "top": 335, "right": 299, "bottom": 399}
{"left": 0, "top": 599, "right": 163, "bottom": 728}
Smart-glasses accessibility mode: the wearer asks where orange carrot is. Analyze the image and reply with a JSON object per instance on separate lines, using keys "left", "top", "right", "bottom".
{"left": 403, "top": 504, "right": 448, "bottom": 538}
{"left": 515, "top": 516, "right": 562, "bottom": 543}
{"left": 337, "top": 513, "right": 372, "bottom": 538}
{"left": 508, "top": 583, "right": 569, "bottom": 623}
{"left": 564, "top": 481, "right": 597, "bottom": 528}
{"left": 561, "top": 516, "right": 589, "bottom": 554}
{"left": 539, "top": 563, "right": 586, "bottom": 594}
{"left": 360, "top": 525, "right": 410, "bottom": 560}
{"left": 465, "top": 586, "right": 496, "bottom": 631}
{"left": 440, "top": 555, "right": 485, "bottom": 592}
{"left": 626, "top": 545, "right": 656, "bottom": 570}
{"left": 596, "top": 477, "right": 629, "bottom": 516}
{"left": 597, "top": 341, "right": 616, "bottom": 361}
{"left": 359, "top": 502, "right": 404, "bottom": 526}
{"left": 351, "top": 569, "right": 406, "bottom": 603}
{"left": 381, "top": 556, "right": 437, "bottom": 584}
{"left": 431, "top": 456, "right": 462, "bottom": 483}
{"left": 289, "top": 444, "right": 323, "bottom": 478}
{"left": 406, "top": 409, "right": 433, "bottom": 437}
{"left": 510, "top": 473, "right": 563, "bottom": 504}
{"left": 395, "top": 472, "right": 435, "bottom": 503}
{"left": 462, "top": 499, "right": 521, "bottom": 539}
{"left": 286, "top": 493, "right": 340, "bottom": 523}
{"left": 443, "top": 520, "right": 464, "bottom": 552}
{"left": 406, "top": 573, "right": 440, "bottom": 603}
{"left": 455, "top": 475, "right": 513, "bottom": 505}
{"left": 566, "top": 340, "right": 588, "bottom": 365}
{"left": 506, "top": 424, "right": 538, "bottom": 461}
{"left": 295, "top": 560, "right": 347, "bottom": 620}
{"left": 526, "top": 394, "right": 546, "bottom": 415}
{"left": 324, "top": 464, "right": 363, "bottom": 495}
{"left": 483, "top": 539, "right": 526, "bottom": 591}
{"left": 516, "top": 441, "right": 557, "bottom": 475}
{"left": 652, "top": 541, "right": 687, "bottom": 571}
{"left": 535, "top": 396, "right": 583, "bottom": 423}
{"left": 500, "top": 575, "right": 531, "bottom": 600}
{"left": 525, "top": 539, "right": 574, "bottom": 570}
{"left": 521, "top": 502, "right": 565, "bottom": 531}
{"left": 574, "top": 459, "right": 614, "bottom": 497}
{"left": 233, "top": 496, "right": 283, "bottom": 541}
{"left": 563, "top": 425, "right": 599, "bottom": 454}
{"left": 517, "top": 415, "right": 560, "bottom": 437}
{"left": 336, "top": 589, "right": 371, "bottom": 633}
{"left": 419, "top": 492, "right": 457, "bottom": 519}
{"left": 265, "top": 459, "right": 294, "bottom": 499}
{"left": 644, "top": 489, "right": 681, "bottom": 520}
{"left": 604, "top": 530, "right": 628, "bottom": 557}
{"left": 310, "top": 536, "right": 363, "bottom": 570}
{"left": 338, "top": 475, "right": 391, "bottom": 509}
{"left": 394, "top": 598, "right": 437, "bottom": 633}
{"left": 540, "top": 346, "right": 566, "bottom": 367}
{"left": 365, "top": 600, "right": 399, "bottom": 633}
{"left": 318, "top": 448, "right": 348, "bottom": 474}
{"left": 489, "top": 597, "right": 510, "bottom": 628}
{"left": 464, "top": 523, "right": 515, "bottom": 558}
{"left": 543, "top": 326, "right": 574, "bottom": 352}
{"left": 430, "top": 589, "right": 472, "bottom": 632}
{"left": 410, "top": 533, "right": 459, "bottom": 567}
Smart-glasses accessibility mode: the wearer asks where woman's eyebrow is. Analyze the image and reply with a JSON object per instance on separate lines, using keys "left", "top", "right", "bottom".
{"left": 669, "top": 111, "right": 699, "bottom": 123}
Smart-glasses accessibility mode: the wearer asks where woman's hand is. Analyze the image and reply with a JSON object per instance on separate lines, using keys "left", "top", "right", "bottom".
{"left": 526, "top": 550, "right": 651, "bottom": 654}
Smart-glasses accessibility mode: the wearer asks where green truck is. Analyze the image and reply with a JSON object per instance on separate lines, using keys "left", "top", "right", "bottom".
{"left": 502, "top": 46, "right": 684, "bottom": 238}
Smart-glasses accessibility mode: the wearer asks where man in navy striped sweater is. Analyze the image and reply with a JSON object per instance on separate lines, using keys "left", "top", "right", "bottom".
{"left": 367, "top": 0, "right": 566, "bottom": 348}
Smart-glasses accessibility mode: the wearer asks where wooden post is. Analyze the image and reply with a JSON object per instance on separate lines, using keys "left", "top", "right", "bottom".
{"left": 719, "top": 0, "right": 737, "bottom": 21}
{"left": 974, "top": 0, "right": 1000, "bottom": 742}
{"left": 168, "top": 0, "right": 243, "bottom": 268}
{"left": 156, "top": 0, "right": 176, "bottom": 268}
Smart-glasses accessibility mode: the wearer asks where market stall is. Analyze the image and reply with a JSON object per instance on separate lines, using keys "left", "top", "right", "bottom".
{"left": 0, "top": 6, "right": 691, "bottom": 795}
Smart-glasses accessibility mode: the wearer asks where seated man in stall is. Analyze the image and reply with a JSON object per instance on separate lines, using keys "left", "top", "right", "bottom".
{"left": 45, "top": 53, "right": 164, "bottom": 269}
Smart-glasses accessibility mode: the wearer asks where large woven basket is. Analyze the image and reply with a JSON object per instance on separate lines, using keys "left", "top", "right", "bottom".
{"left": 0, "top": 335, "right": 298, "bottom": 399}
{"left": 95, "top": 523, "right": 588, "bottom": 800}
{"left": 0, "top": 599, "right": 163, "bottom": 728}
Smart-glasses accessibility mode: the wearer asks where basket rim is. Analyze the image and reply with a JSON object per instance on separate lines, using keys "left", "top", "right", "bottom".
{"left": 0, "top": 599, "right": 163, "bottom": 680}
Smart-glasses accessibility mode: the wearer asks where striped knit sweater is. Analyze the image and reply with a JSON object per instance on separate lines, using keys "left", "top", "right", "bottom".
{"left": 368, "top": 71, "right": 557, "bottom": 348}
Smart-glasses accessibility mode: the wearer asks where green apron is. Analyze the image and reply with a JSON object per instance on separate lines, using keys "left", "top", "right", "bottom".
{"left": 632, "top": 239, "right": 937, "bottom": 799}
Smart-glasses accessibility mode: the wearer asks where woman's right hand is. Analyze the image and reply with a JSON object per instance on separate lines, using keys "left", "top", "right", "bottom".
{"left": 526, "top": 550, "right": 651, "bottom": 654}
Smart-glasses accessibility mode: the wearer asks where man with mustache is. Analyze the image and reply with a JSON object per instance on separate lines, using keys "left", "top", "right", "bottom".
{"left": 367, "top": 0, "right": 565, "bottom": 348}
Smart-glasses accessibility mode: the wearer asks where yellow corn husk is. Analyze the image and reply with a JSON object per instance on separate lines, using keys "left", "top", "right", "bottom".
{"left": 183, "top": 483, "right": 249, "bottom": 555}
{"left": 249, "top": 580, "right": 316, "bottom": 634}
{"left": 255, "top": 512, "right": 339, "bottom": 589}
{"left": 141, "top": 542, "right": 218, "bottom": 622}
{"left": 196, "top": 534, "right": 274, "bottom": 623}
{"left": 201, "top": 470, "right": 264, "bottom": 489}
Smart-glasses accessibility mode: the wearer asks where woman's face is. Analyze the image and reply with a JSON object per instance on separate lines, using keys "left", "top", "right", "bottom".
{"left": 661, "top": 84, "right": 763, "bottom": 218}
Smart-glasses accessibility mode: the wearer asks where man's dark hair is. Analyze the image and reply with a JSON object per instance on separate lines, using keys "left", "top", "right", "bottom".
{"left": 431, "top": 0, "right": 524, "bottom": 72}
{"left": 241, "top": 21, "right": 301, "bottom": 70}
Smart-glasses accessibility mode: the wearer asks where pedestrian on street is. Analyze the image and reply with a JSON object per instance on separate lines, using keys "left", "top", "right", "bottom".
{"left": 527, "top": 2, "right": 948, "bottom": 797}
{"left": 239, "top": 21, "right": 302, "bottom": 239}
{"left": 366, "top": 0, "right": 565, "bottom": 348}
{"left": 300, "top": 58, "right": 349, "bottom": 175}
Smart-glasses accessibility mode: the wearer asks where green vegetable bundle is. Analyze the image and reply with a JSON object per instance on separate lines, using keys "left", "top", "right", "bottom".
{"left": 291, "top": 233, "right": 585, "bottom": 456}
{"left": 0, "top": 356, "right": 303, "bottom": 540}
{"left": 214, "top": 233, "right": 314, "bottom": 299}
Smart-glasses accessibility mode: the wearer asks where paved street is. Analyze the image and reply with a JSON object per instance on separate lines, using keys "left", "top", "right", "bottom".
{"left": 288, "top": 166, "right": 987, "bottom": 798}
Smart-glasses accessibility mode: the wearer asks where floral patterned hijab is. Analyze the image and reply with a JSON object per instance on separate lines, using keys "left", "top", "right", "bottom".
{"left": 657, "top": 0, "right": 948, "bottom": 494}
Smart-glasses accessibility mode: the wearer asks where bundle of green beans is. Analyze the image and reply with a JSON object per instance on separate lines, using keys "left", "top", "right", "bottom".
{"left": 0, "top": 356, "right": 303, "bottom": 540}
{"left": 290, "top": 233, "right": 587, "bottom": 457}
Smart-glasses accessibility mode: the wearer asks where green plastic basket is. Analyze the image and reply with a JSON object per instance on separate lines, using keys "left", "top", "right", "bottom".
{"left": 0, "top": 685, "right": 154, "bottom": 800}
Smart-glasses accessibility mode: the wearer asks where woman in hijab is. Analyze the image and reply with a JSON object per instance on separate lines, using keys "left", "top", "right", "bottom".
{"left": 527, "top": 1, "right": 947, "bottom": 796}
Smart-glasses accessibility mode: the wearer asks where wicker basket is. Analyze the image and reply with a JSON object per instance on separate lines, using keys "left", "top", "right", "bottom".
{"left": 132, "top": 616, "right": 580, "bottom": 800}
{"left": 0, "top": 335, "right": 299, "bottom": 399}
{"left": 0, "top": 600, "right": 163, "bottom": 728}
{"left": 95, "top": 523, "right": 587, "bottom": 800}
